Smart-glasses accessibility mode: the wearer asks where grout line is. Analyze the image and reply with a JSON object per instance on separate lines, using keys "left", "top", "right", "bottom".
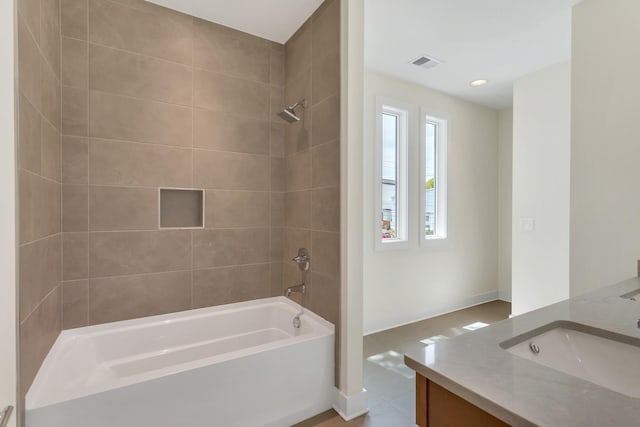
{"left": 86, "top": 134, "right": 273, "bottom": 157}
{"left": 20, "top": 281, "right": 61, "bottom": 326}
{"left": 85, "top": 226, "right": 272, "bottom": 233}
{"left": 190, "top": 28, "right": 195, "bottom": 310}
{"left": 84, "top": 183, "right": 275, "bottom": 193}
{"left": 58, "top": 0, "right": 64, "bottom": 330}
{"left": 85, "top": 262, "right": 272, "bottom": 282}
{"left": 78, "top": 36, "right": 276, "bottom": 87}
{"left": 86, "top": 0, "right": 91, "bottom": 327}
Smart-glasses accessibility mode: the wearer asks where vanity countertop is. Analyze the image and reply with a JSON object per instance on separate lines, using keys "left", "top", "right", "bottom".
{"left": 404, "top": 277, "right": 640, "bottom": 426}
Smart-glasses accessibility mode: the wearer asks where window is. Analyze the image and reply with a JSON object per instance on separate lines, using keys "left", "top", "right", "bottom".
{"left": 421, "top": 112, "right": 447, "bottom": 241}
{"left": 376, "top": 98, "right": 410, "bottom": 249}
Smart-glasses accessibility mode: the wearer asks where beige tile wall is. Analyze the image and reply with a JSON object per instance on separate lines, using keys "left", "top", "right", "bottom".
{"left": 59, "top": 0, "right": 341, "bottom": 375}
{"left": 281, "top": 0, "right": 341, "bottom": 330}
{"left": 17, "top": 0, "right": 63, "bottom": 396}
{"left": 281, "top": 0, "right": 341, "bottom": 385}
{"left": 16, "top": 0, "right": 341, "bottom": 401}
{"left": 60, "top": 0, "right": 287, "bottom": 328}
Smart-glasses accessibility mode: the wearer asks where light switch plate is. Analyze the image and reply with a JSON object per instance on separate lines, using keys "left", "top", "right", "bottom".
{"left": 520, "top": 218, "right": 535, "bottom": 232}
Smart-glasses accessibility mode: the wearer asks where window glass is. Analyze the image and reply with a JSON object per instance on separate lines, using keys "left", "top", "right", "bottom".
{"left": 381, "top": 113, "right": 399, "bottom": 240}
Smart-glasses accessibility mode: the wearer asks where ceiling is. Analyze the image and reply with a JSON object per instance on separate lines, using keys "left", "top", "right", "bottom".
{"left": 365, "top": 0, "right": 584, "bottom": 109}
{"left": 147, "top": 0, "right": 324, "bottom": 44}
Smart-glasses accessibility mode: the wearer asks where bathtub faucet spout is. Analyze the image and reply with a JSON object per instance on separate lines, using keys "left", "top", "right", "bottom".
{"left": 284, "top": 283, "right": 306, "bottom": 298}
{"left": 284, "top": 284, "right": 306, "bottom": 329}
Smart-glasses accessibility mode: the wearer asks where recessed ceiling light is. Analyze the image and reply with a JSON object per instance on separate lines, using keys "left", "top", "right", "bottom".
{"left": 470, "top": 79, "right": 488, "bottom": 87}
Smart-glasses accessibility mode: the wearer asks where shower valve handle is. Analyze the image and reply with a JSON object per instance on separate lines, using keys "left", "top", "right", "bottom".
{"left": 292, "top": 249, "right": 310, "bottom": 271}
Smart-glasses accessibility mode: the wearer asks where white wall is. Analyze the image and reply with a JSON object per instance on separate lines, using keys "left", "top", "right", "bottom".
{"left": 0, "top": 0, "right": 17, "bottom": 426}
{"left": 498, "top": 109, "right": 513, "bottom": 302}
{"left": 570, "top": 0, "right": 640, "bottom": 296}
{"left": 363, "top": 71, "right": 499, "bottom": 334}
{"left": 512, "top": 62, "right": 571, "bottom": 315}
{"left": 337, "top": 0, "right": 368, "bottom": 419}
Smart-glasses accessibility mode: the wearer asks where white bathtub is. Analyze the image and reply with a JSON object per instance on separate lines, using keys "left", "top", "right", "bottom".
{"left": 26, "top": 296, "right": 335, "bottom": 427}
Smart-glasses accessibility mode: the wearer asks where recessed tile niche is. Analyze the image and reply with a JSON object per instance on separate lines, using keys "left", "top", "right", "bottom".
{"left": 159, "top": 189, "right": 204, "bottom": 229}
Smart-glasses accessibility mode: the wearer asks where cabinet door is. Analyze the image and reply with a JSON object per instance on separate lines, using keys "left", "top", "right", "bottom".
{"left": 416, "top": 374, "right": 510, "bottom": 427}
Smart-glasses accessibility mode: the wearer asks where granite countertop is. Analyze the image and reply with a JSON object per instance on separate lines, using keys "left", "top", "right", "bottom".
{"left": 404, "top": 277, "right": 640, "bottom": 426}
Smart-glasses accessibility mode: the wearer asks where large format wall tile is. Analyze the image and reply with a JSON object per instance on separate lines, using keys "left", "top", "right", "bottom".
{"left": 192, "top": 264, "right": 270, "bottom": 308}
{"left": 18, "top": 17, "right": 41, "bottom": 112}
{"left": 270, "top": 122, "right": 285, "bottom": 157}
{"left": 271, "top": 193, "right": 285, "bottom": 228}
{"left": 20, "top": 286, "right": 61, "bottom": 394}
{"left": 193, "top": 109, "right": 270, "bottom": 155}
{"left": 19, "top": 171, "right": 61, "bottom": 243}
{"left": 311, "top": 231, "right": 340, "bottom": 278}
{"left": 18, "top": 0, "right": 64, "bottom": 401}
{"left": 90, "top": 92, "right": 192, "bottom": 146}
{"left": 89, "top": 271, "right": 191, "bottom": 324}
{"left": 62, "top": 86, "right": 88, "bottom": 136}
{"left": 286, "top": 152, "right": 311, "bottom": 192}
{"left": 270, "top": 157, "right": 285, "bottom": 191}
{"left": 311, "top": 95, "right": 340, "bottom": 147}
{"left": 311, "top": 140, "right": 340, "bottom": 188}
{"left": 284, "top": 68, "right": 311, "bottom": 108}
{"left": 90, "top": 44, "right": 192, "bottom": 105}
{"left": 90, "top": 230, "right": 191, "bottom": 277}
{"left": 62, "top": 184, "right": 88, "bottom": 232}
{"left": 311, "top": 187, "right": 340, "bottom": 232}
{"left": 41, "top": 61, "right": 61, "bottom": 130}
{"left": 90, "top": 138, "right": 192, "bottom": 187}
{"left": 61, "top": 37, "right": 88, "bottom": 88}
{"left": 18, "top": 0, "right": 40, "bottom": 43}
{"left": 308, "top": 271, "right": 339, "bottom": 327}
{"left": 62, "top": 280, "right": 89, "bottom": 328}
{"left": 193, "top": 19, "right": 270, "bottom": 83}
{"left": 54, "top": 0, "right": 342, "bottom": 334}
{"left": 61, "top": 0, "right": 88, "bottom": 39}
{"left": 205, "top": 191, "right": 269, "bottom": 228}
{"left": 285, "top": 191, "right": 311, "bottom": 229}
{"left": 312, "top": 0, "right": 340, "bottom": 55}
{"left": 194, "top": 70, "right": 270, "bottom": 120}
{"left": 283, "top": 228, "right": 311, "bottom": 263}
{"left": 20, "top": 235, "right": 61, "bottom": 322}
{"left": 89, "top": 0, "right": 192, "bottom": 64}
{"left": 18, "top": 95, "right": 41, "bottom": 174}
{"left": 63, "top": 233, "right": 89, "bottom": 280}
{"left": 62, "top": 136, "right": 88, "bottom": 184}
{"left": 41, "top": 120, "right": 61, "bottom": 181}
{"left": 312, "top": 49, "right": 340, "bottom": 104}
{"left": 270, "top": 46, "right": 285, "bottom": 87}
{"left": 285, "top": 21, "right": 311, "bottom": 85}
{"left": 90, "top": 186, "right": 158, "bottom": 230}
{"left": 193, "top": 150, "right": 269, "bottom": 191}
{"left": 41, "top": 0, "right": 61, "bottom": 78}
{"left": 193, "top": 228, "right": 269, "bottom": 269}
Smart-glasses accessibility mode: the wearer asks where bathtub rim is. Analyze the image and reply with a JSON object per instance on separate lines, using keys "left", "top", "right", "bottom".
{"left": 26, "top": 296, "right": 334, "bottom": 410}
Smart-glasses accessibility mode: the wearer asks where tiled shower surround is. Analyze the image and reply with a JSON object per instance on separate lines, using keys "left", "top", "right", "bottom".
{"left": 15, "top": 0, "right": 340, "bottom": 407}
{"left": 17, "top": 0, "right": 63, "bottom": 396}
{"left": 57, "top": 0, "right": 341, "bottom": 338}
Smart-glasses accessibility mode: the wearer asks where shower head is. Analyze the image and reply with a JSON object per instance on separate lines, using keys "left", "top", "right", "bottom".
{"left": 277, "top": 99, "right": 306, "bottom": 123}
{"left": 278, "top": 108, "right": 300, "bottom": 123}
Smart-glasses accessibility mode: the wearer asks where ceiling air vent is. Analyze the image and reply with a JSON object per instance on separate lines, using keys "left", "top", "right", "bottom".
{"left": 410, "top": 55, "right": 442, "bottom": 70}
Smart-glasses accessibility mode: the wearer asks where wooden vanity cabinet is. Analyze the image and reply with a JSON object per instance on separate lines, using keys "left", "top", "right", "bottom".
{"left": 416, "top": 374, "right": 510, "bottom": 427}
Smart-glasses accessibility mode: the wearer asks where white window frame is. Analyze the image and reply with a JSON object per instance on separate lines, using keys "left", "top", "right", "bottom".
{"left": 419, "top": 109, "right": 448, "bottom": 243}
{"left": 375, "top": 97, "right": 413, "bottom": 250}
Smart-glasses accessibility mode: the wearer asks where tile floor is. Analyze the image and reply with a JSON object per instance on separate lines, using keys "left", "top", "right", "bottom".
{"left": 294, "top": 300, "right": 511, "bottom": 427}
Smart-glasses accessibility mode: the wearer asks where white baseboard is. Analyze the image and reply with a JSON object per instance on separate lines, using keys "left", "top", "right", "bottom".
{"left": 332, "top": 388, "right": 368, "bottom": 421}
{"left": 364, "top": 291, "right": 500, "bottom": 335}
{"left": 498, "top": 289, "right": 512, "bottom": 302}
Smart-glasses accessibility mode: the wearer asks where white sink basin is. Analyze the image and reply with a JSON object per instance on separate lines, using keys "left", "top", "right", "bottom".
{"left": 501, "top": 322, "right": 640, "bottom": 398}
